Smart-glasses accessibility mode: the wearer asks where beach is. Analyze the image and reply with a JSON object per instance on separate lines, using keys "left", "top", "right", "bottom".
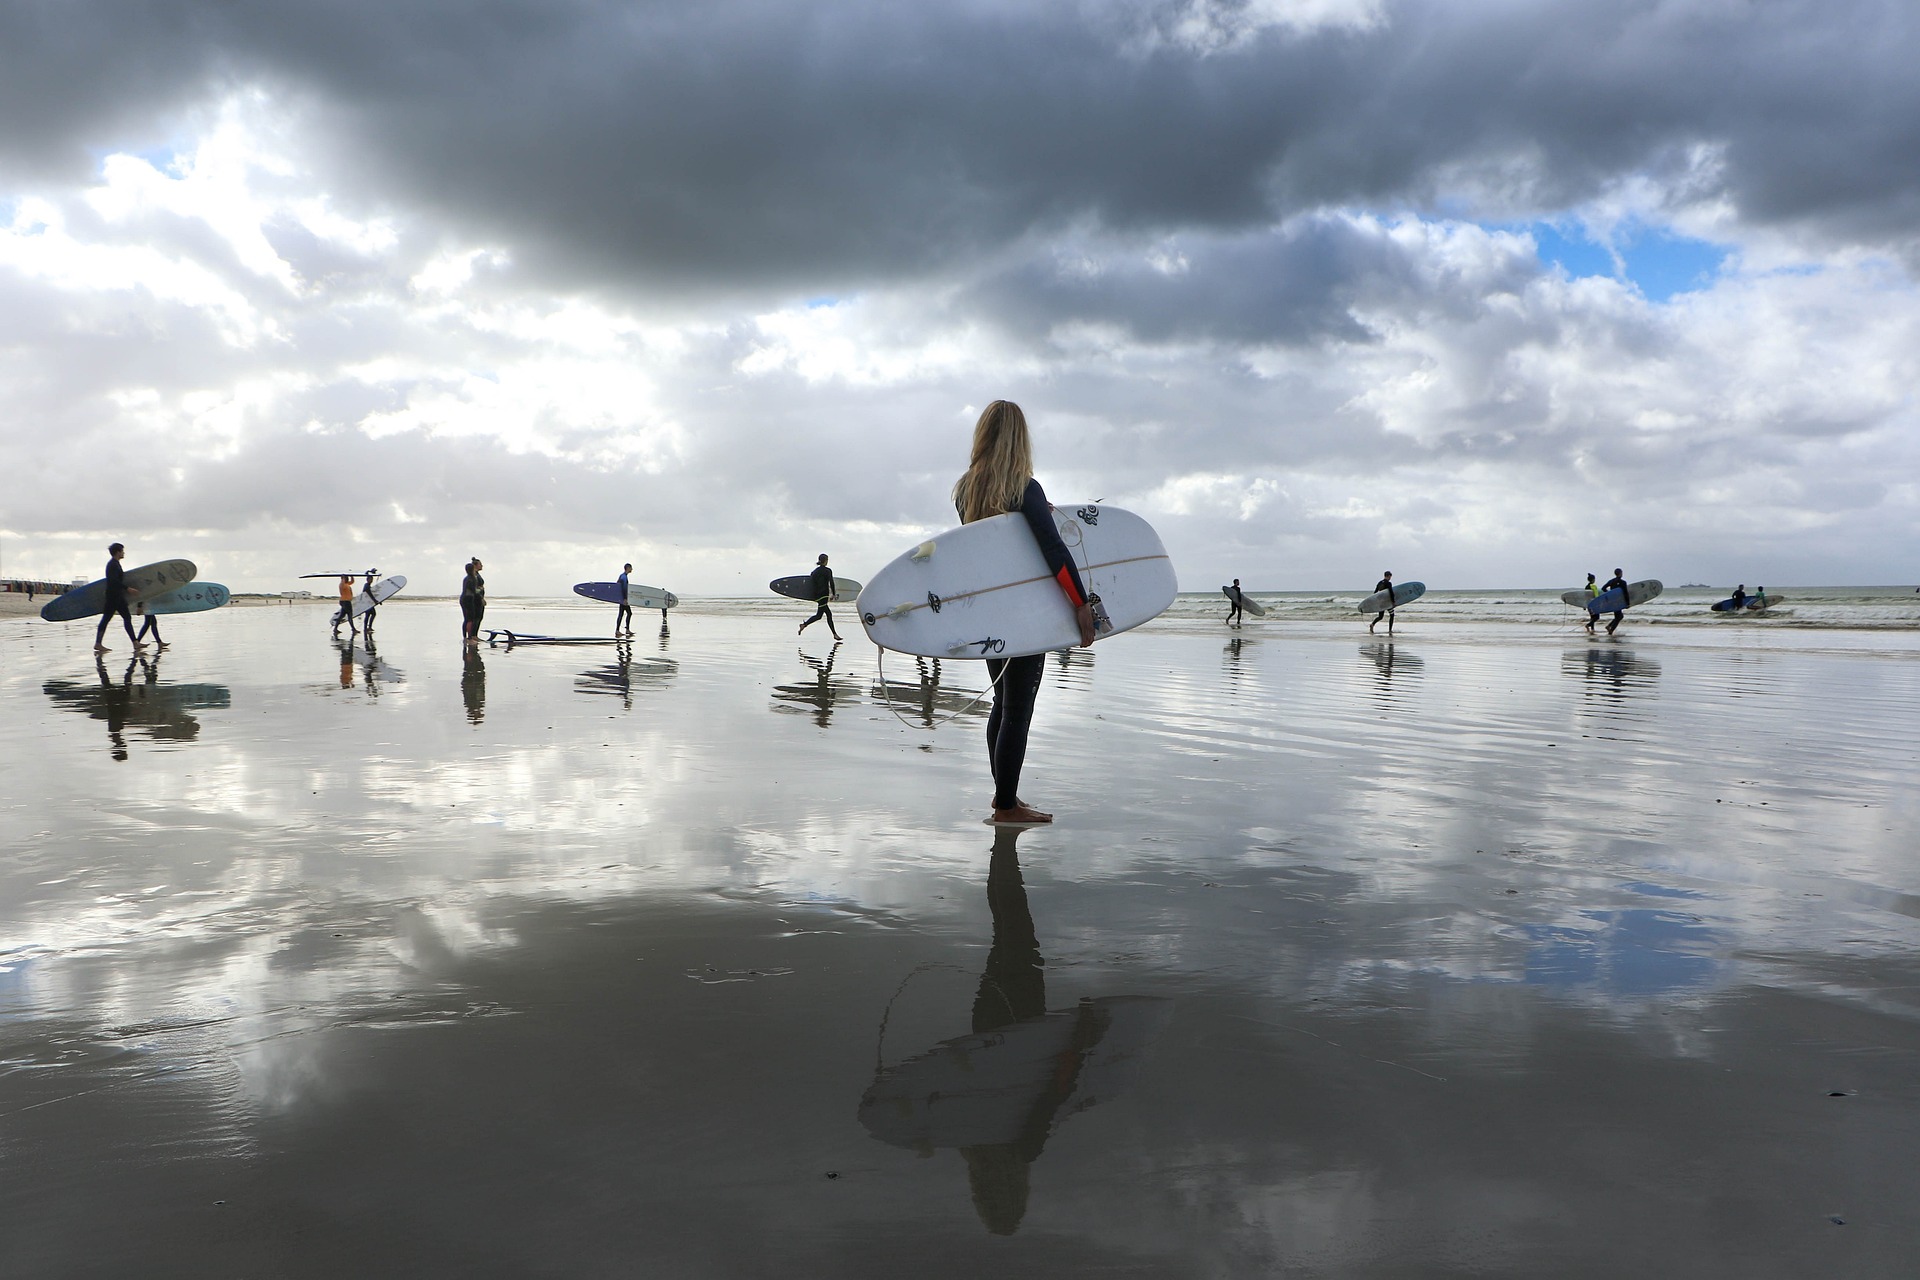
{"left": 4, "top": 595, "right": 1919, "bottom": 1276}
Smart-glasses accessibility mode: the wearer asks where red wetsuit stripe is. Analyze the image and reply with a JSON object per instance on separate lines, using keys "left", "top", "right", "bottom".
{"left": 1055, "top": 565, "right": 1085, "bottom": 607}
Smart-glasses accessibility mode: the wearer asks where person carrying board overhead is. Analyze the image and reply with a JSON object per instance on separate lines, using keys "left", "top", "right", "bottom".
{"left": 615, "top": 563, "right": 634, "bottom": 637}
{"left": 797, "top": 553, "right": 843, "bottom": 640}
{"left": 1226, "top": 578, "right": 1245, "bottom": 627}
{"left": 94, "top": 542, "right": 146, "bottom": 653}
{"left": 332, "top": 574, "right": 356, "bottom": 639}
{"left": 1601, "top": 568, "right": 1629, "bottom": 635}
{"left": 953, "top": 400, "right": 1097, "bottom": 827}
{"left": 1368, "top": 570, "right": 1396, "bottom": 635}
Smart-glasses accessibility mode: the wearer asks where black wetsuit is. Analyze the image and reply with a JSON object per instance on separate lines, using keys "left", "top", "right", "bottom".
{"left": 461, "top": 569, "right": 485, "bottom": 640}
{"left": 1370, "top": 577, "right": 1396, "bottom": 629}
{"left": 969, "top": 479, "right": 1089, "bottom": 812}
{"left": 95, "top": 558, "right": 138, "bottom": 646}
{"left": 798, "top": 565, "right": 839, "bottom": 637}
{"left": 1602, "top": 575, "right": 1629, "bottom": 632}
{"left": 1226, "top": 586, "right": 1243, "bottom": 626}
{"left": 615, "top": 570, "right": 632, "bottom": 635}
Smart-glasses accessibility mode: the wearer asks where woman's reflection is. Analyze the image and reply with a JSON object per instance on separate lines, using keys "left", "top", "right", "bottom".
{"left": 461, "top": 646, "right": 487, "bottom": 723}
{"left": 859, "top": 827, "right": 1166, "bottom": 1235}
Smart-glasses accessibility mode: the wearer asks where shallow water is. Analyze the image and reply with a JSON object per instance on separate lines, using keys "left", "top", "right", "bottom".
{"left": 4, "top": 600, "right": 1920, "bottom": 1276}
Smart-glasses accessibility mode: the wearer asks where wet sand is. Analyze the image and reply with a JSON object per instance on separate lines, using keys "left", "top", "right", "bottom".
{"left": 4, "top": 601, "right": 1920, "bottom": 1276}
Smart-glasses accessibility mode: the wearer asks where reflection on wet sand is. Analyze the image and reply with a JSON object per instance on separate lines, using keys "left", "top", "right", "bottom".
{"left": 1360, "top": 641, "right": 1423, "bottom": 708}
{"left": 333, "top": 636, "right": 404, "bottom": 696}
{"left": 461, "top": 646, "right": 486, "bottom": 723}
{"left": 575, "top": 654, "right": 679, "bottom": 709}
{"left": 869, "top": 655, "right": 989, "bottom": 727}
{"left": 43, "top": 656, "right": 232, "bottom": 759}
{"left": 859, "top": 827, "right": 1167, "bottom": 1235}
{"left": 771, "top": 642, "right": 861, "bottom": 727}
{"left": 1050, "top": 645, "right": 1095, "bottom": 689}
{"left": 1564, "top": 646, "right": 1662, "bottom": 725}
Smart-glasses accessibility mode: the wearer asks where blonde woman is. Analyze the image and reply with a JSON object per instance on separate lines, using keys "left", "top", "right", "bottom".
{"left": 954, "top": 401, "right": 1097, "bottom": 826}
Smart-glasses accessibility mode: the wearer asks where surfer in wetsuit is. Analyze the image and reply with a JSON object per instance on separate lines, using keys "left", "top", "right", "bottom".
{"left": 954, "top": 400, "right": 1097, "bottom": 827}
{"left": 797, "top": 554, "right": 842, "bottom": 640}
{"left": 1368, "top": 571, "right": 1396, "bottom": 635}
{"left": 94, "top": 543, "right": 145, "bottom": 653}
{"left": 1583, "top": 573, "right": 1599, "bottom": 633}
{"left": 1752, "top": 586, "right": 1767, "bottom": 610}
{"left": 1601, "top": 568, "right": 1629, "bottom": 635}
{"left": 1226, "top": 578, "right": 1245, "bottom": 627}
{"left": 1730, "top": 584, "right": 1747, "bottom": 610}
{"left": 358, "top": 570, "right": 380, "bottom": 639}
{"left": 616, "top": 563, "right": 633, "bottom": 637}
{"left": 134, "top": 610, "right": 165, "bottom": 649}
{"left": 461, "top": 558, "right": 485, "bottom": 647}
{"left": 332, "top": 575, "right": 356, "bottom": 638}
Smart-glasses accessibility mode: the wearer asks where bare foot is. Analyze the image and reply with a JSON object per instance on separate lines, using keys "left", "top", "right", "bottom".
{"left": 1014, "top": 799, "right": 1052, "bottom": 819}
{"left": 990, "top": 804, "right": 1053, "bottom": 825}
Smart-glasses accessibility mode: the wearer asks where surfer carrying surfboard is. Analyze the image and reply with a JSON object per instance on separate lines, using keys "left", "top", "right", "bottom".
{"left": 616, "top": 564, "right": 634, "bottom": 637}
{"left": 1583, "top": 573, "right": 1599, "bottom": 633}
{"left": 797, "top": 554, "right": 843, "bottom": 641}
{"left": 1226, "top": 579, "right": 1245, "bottom": 627}
{"left": 332, "top": 575, "right": 356, "bottom": 638}
{"left": 93, "top": 544, "right": 146, "bottom": 653}
{"left": 953, "top": 400, "right": 1097, "bottom": 827}
{"left": 1602, "top": 568, "right": 1628, "bottom": 635}
{"left": 1367, "top": 571, "right": 1396, "bottom": 634}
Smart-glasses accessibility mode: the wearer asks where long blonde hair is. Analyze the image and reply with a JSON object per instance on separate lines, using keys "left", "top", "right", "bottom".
{"left": 952, "top": 400, "right": 1034, "bottom": 524}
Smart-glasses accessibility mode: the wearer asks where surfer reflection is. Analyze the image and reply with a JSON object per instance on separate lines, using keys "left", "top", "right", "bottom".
{"left": 871, "top": 657, "right": 989, "bottom": 728}
{"left": 576, "top": 653, "right": 678, "bottom": 709}
{"left": 772, "top": 642, "right": 854, "bottom": 727}
{"left": 44, "top": 655, "right": 228, "bottom": 758}
{"left": 1361, "top": 640, "right": 1423, "bottom": 696}
{"left": 461, "top": 646, "right": 487, "bottom": 723}
{"left": 858, "top": 827, "right": 1167, "bottom": 1236}
{"left": 1565, "top": 646, "right": 1661, "bottom": 724}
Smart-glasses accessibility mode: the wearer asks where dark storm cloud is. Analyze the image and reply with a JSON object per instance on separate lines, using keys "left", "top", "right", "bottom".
{"left": 3, "top": 0, "right": 1917, "bottom": 299}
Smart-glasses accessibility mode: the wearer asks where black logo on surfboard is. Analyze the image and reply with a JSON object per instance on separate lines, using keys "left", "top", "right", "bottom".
{"left": 1075, "top": 505, "right": 1100, "bottom": 525}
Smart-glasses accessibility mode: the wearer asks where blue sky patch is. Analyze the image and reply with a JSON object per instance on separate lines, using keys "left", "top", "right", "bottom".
{"left": 1528, "top": 221, "right": 1728, "bottom": 302}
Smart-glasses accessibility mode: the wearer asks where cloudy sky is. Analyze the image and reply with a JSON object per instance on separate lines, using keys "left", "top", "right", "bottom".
{"left": 2, "top": 0, "right": 1915, "bottom": 594}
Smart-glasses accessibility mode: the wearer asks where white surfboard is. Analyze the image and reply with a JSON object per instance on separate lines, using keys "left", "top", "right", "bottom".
{"left": 858, "top": 503, "right": 1177, "bottom": 659}
{"left": 350, "top": 575, "right": 407, "bottom": 618}
{"left": 1222, "top": 586, "right": 1266, "bottom": 616}
{"left": 1358, "top": 581, "right": 1425, "bottom": 613}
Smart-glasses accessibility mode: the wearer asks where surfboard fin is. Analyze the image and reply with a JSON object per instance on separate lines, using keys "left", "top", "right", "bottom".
{"left": 911, "top": 541, "right": 936, "bottom": 561}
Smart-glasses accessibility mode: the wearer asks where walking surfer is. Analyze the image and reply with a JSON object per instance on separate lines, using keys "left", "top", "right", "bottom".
{"left": 332, "top": 575, "right": 356, "bottom": 638}
{"left": 358, "top": 570, "right": 380, "bottom": 640}
{"left": 460, "top": 558, "right": 486, "bottom": 647}
{"left": 1226, "top": 578, "right": 1245, "bottom": 627}
{"left": 94, "top": 543, "right": 145, "bottom": 653}
{"left": 1601, "top": 568, "right": 1629, "bottom": 635}
{"left": 797, "top": 554, "right": 842, "bottom": 640}
{"left": 615, "top": 563, "right": 633, "bottom": 637}
{"left": 1368, "top": 570, "right": 1396, "bottom": 635}
{"left": 954, "top": 400, "right": 1096, "bottom": 827}
{"left": 1730, "top": 584, "right": 1747, "bottom": 610}
{"left": 1583, "top": 572, "right": 1599, "bottom": 633}
{"left": 134, "top": 610, "right": 165, "bottom": 649}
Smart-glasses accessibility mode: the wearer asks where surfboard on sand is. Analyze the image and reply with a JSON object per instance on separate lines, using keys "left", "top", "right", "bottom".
{"left": 350, "top": 575, "right": 406, "bottom": 618}
{"left": 484, "top": 629, "right": 628, "bottom": 647}
{"left": 40, "top": 560, "right": 198, "bottom": 622}
{"left": 1578, "top": 579, "right": 1662, "bottom": 615}
{"left": 1222, "top": 586, "right": 1266, "bottom": 616}
{"left": 771, "top": 575, "right": 862, "bottom": 603}
{"left": 1357, "top": 582, "right": 1426, "bottom": 614}
{"left": 573, "top": 582, "right": 678, "bottom": 610}
{"left": 858, "top": 503, "right": 1177, "bottom": 660}
{"left": 136, "top": 582, "right": 231, "bottom": 616}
